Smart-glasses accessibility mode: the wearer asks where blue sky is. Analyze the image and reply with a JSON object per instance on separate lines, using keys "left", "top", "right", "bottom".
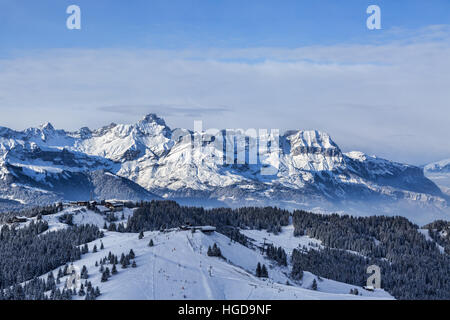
{"left": 0, "top": 1, "right": 450, "bottom": 165}
{"left": 1, "top": 0, "right": 450, "bottom": 54}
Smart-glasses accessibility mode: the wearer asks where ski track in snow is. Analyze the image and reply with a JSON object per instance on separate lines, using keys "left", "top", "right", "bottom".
{"left": 186, "top": 233, "right": 216, "bottom": 300}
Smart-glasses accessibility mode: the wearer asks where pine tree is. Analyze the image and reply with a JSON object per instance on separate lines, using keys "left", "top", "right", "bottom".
{"left": 101, "top": 271, "right": 108, "bottom": 282}
{"left": 261, "top": 264, "right": 268, "bottom": 278}
{"left": 138, "top": 231, "right": 144, "bottom": 239}
{"left": 311, "top": 279, "right": 318, "bottom": 291}
{"left": 46, "top": 272, "right": 56, "bottom": 291}
{"left": 78, "top": 284, "right": 85, "bottom": 296}
{"left": 207, "top": 243, "right": 222, "bottom": 257}
{"left": 132, "top": 260, "right": 137, "bottom": 268}
{"left": 256, "top": 263, "right": 262, "bottom": 277}
{"left": 81, "top": 265, "right": 88, "bottom": 279}
{"left": 112, "top": 264, "right": 117, "bottom": 275}
{"left": 148, "top": 239, "right": 154, "bottom": 247}
{"left": 213, "top": 243, "right": 221, "bottom": 256}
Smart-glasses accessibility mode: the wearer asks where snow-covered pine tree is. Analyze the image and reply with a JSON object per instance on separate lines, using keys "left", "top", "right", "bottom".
{"left": 112, "top": 264, "right": 118, "bottom": 274}
{"left": 101, "top": 271, "right": 108, "bottom": 282}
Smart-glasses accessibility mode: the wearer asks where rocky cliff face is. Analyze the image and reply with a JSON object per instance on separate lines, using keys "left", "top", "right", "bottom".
{"left": 0, "top": 114, "right": 448, "bottom": 223}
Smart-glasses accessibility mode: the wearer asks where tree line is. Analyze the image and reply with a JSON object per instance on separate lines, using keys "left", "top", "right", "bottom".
{"left": 0, "top": 220, "right": 103, "bottom": 296}
{"left": 291, "top": 211, "right": 450, "bottom": 299}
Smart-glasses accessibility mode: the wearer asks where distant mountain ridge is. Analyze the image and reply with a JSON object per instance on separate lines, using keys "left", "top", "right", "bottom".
{"left": 425, "top": 159, "right": 450, "bottom": 174}
{"left": 0, "top": 114, "right": 448, "bottom": 224}
{"left": 425, "top": 158, "right": 450, "bottom": 198}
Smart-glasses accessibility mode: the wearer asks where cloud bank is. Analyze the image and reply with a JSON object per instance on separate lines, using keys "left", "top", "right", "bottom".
{"left": 0, "top": 26, "right": 449, "bottom": 165}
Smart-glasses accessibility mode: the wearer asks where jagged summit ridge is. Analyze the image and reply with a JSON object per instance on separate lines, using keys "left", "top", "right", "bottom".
{"left": 141, "top": 113, "right": 167, "bottom": 126}
{"left": 0, "top": 114, "right": 449, "bottom": 224}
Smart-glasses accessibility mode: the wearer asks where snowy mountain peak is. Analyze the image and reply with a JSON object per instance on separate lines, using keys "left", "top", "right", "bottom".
{"left": 284, "top": 130, "right": 340, "bottom": 155}
{"left": 141, "top": 113, "right": 167, "bottom": 126}
{"left": 424, "top": 158, "right": 450, "bottom": 198}
{"left": 425, "top": 158, "right": 450, "bottom": 173}
{"left": 39, "top": 122, "right": 55, "bottom": 131}
{"left": 0, "top": 114, "right": 449, "bottom": 224}
{"left": 78, "top": 127, "right": 92, "bottom": 139}
{"left": 0, "top": 126, "right": 14, "bottom": 138}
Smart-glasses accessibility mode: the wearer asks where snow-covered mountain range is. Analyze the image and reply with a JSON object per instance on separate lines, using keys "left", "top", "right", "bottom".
{"left": 1, "top": 114, "right": 449, "bottom": 224}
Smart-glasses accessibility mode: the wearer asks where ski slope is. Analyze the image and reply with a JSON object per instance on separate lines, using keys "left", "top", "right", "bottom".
{"left": 13, "top": 208, "right": 393, "bottom": 300}
{"left": 241, "top": 225, "right": 323, "bottom": 255}
{"left": 59, "top": 229, "right": 392, "bottom": 300}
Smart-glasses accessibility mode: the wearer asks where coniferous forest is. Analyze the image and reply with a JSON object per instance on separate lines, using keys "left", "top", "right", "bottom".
{"left": 0, "top": 220, "right": 103, "bottom": 300}
{"left": 291, "top": 211, "right": 450, "bottom": 299}
{"left": 0, "top": 200, "right": 449, "bottom": 300}
{"left": 124, "top": 200, "right": 289, "bottom": 246}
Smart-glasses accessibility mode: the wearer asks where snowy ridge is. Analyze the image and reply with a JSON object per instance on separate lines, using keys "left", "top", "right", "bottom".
{"left": 425, "top": 158, "right": 450, "bottom": 173}
{"left": 425, "top": 158, "right": 450, "bottom": 197}
{"left": 0, "top": 114, "right": 449, "bottom": 224}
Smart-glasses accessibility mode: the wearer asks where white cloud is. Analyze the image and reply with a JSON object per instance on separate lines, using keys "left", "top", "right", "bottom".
{"left": 0, "top": 26, "right": 449, "bottom": 165}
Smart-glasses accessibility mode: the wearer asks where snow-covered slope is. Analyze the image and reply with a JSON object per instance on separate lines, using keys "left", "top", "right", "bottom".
{"left": 425, "top": 159, "right": 450, "bottom": 197}
{"left": 0, "top": 114, "right": 448, "bottom": 224}
{"left": 425, "top": 159, "right": 450, "bottom": 174}
{"left": 16, "top": 209, "right": 393, "bottom": 300}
